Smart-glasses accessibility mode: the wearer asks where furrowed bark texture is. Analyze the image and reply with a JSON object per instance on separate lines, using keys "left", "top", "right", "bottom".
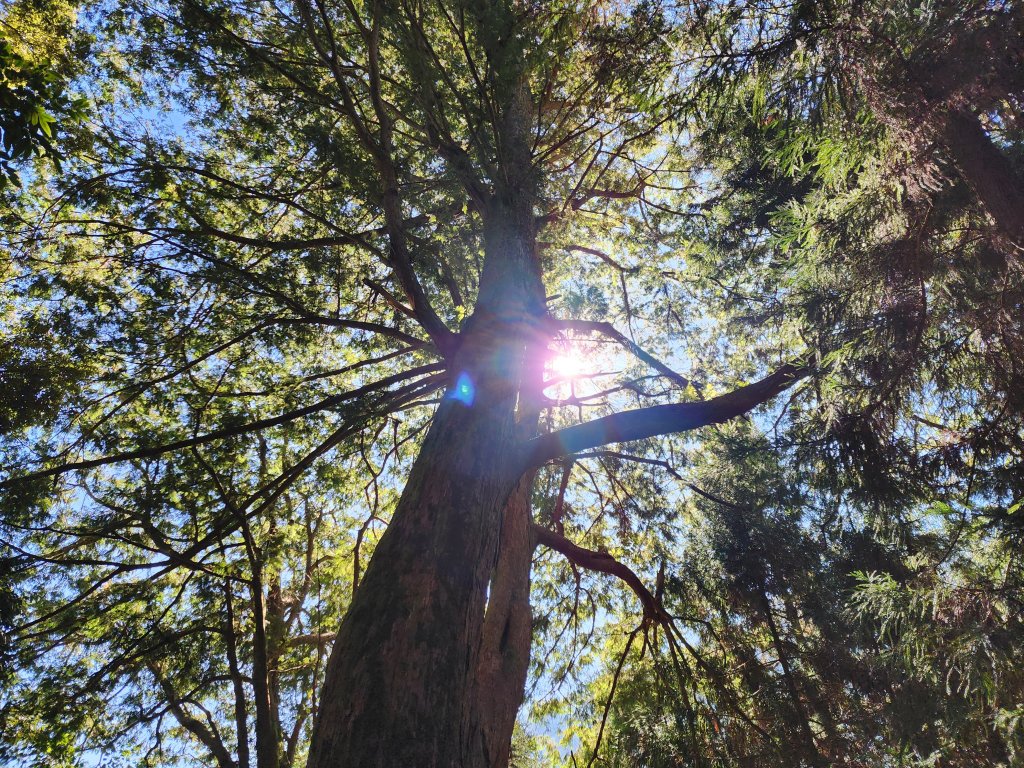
{"left": 470, "top": 474, "right": 536, "bottom": 768}
{"left": 306, "top": 194, "right": 544, "bottom": 767}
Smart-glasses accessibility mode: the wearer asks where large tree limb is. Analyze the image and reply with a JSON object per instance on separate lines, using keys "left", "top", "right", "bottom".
{"left": 525, "top": 363, "right": 807, "bottom": 467}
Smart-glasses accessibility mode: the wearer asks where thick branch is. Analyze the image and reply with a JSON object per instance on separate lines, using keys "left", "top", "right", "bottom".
{"left": 525, "top": 363, "right": 807, "bottom": 467}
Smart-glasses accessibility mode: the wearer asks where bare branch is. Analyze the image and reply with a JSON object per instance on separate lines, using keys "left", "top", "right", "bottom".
{"left": 575, "top": 451, "right": 684, "bottom": 480}
{"left": 553, "top": 318, "right": 696, "bottom": 391}
{"left": 532, "top": 524, "right": 664, "bottom": 621}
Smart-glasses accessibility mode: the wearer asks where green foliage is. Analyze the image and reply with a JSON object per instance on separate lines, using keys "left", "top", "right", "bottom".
{"left": 1, "top": 0, "right": 1022, "bottom": 765}
{"left": 0, "top": 7, "right": 88, "bottom": 187}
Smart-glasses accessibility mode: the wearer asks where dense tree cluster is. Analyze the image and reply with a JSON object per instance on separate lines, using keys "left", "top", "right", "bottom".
{"left": 1, "top": 1, "right": 1021, "bottom": 767}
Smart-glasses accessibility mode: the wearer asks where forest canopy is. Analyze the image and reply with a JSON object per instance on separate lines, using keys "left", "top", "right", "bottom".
{"left": 1, "top": 1, "right": 1022, "bottom": 767}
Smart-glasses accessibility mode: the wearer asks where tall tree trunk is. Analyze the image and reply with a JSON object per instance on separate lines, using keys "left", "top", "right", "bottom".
{"left": 306, "top": 191, "right": 545, "bottom": 767}
{"left": 941, "top": 108, "right": 1024, "bottom": 249}
{"left": 252, "top": 581, "right": 282, "bottom": 768}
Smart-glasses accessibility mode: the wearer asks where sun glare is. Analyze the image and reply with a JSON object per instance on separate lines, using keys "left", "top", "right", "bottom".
{"left": 548, "top": 349, "right": 587, "bottom": 381}
{"left": 544, "top": 336, "right": 621, "bottom": 401}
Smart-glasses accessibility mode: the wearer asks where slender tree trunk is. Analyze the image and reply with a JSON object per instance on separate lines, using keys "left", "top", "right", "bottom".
{"left": 306, "top": 188, "right": 545, "bottom": 767}
{"left": 759, "top": 591, "right": 822, "bottom": 768}
{"left": 941, "top": 108, "right": 1024, "bottom": 249}
{"left": 252, "top": 581, "right": 282, "bottom": 768}
{"left": 224, "top": 582, "right": 252, "bottom": 768}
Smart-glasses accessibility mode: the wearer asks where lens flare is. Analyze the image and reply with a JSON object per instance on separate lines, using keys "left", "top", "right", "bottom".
{"left": 448, "top": 372, "right": 476, "bottom": 405}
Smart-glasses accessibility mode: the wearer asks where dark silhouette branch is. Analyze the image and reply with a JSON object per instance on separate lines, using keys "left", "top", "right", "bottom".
{"left": 575, "top": 450, "right": 684, "bottom": 480}
{"left": 586, "top": 626, "right": 640, "bottom": 768}
{"left": 292, "top": 0, "right": 458, "bottom": 354}
{"left": 552, "top": 318, "right": 696, "bottom": 391}
{"left": 182, "top": 207, "right": 378, "bottom": 253}
{"left": 526, "top": 363, "right": 808, "bottom": 467}
{"left": 148, "top": 663, "right": 236, "bottom": 768}
{"left": 363, "top": 278, "right": 417, "bottom": 320}
{"left": 532, "top": 524, "right": 665, "bottom": 621}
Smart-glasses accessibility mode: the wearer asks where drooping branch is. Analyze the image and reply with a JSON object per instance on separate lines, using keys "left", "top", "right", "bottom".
{"left": 532, "top": 524, "right": 665, "bottom": 621}
{"left": 77, "top": 322, "right": 428, "bottom": 448}
{"left": 537, "top": 522, "right": 782, "bottom": 752}
{"left": 525, "top": 363, "right": 808, "bottom": 467}
{"left": 564, "top": 244, "right": 637, "bottom": 274}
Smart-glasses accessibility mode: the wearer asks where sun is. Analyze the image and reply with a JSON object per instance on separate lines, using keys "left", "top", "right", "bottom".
{"left": 548, "top": 348, "right": 587, "bottom": 381}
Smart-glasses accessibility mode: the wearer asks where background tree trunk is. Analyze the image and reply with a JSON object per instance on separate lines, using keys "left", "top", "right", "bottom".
{"left": 252, "top": 580, "right": 282, "bottom": 768}
{"left": 942, "top": 108, "right": 1024, "bottom": 249}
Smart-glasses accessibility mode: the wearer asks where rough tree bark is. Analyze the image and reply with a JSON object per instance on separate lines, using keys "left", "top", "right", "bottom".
{"left": 470, "top": 474, "right": 537, "bottom": 768}
{"left": 305, "top": 168, "right": 546, "bottom": 766}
